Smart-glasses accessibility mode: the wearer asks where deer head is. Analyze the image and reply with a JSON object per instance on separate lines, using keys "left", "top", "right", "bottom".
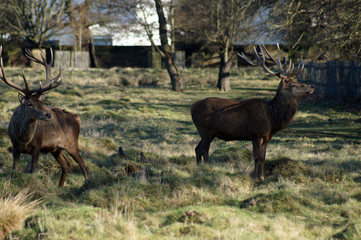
{"left": 0, "top": 46, "right": 62, "bottom": 120}
{"left": 238, "top": 43, "right": 314, "bottom": 99}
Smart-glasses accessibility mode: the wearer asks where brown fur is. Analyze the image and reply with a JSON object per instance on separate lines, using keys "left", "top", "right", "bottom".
{"left": 191, "top": 77, "right": 314, "bottom": 180}
{"left": 0, "top": 46, "right": 87, "bottom": 187}
{"left": 8, "top": 95, "right": 88, "bottom": 186}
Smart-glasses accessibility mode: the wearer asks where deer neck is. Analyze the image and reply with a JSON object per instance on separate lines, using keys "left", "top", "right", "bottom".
{"left": 12, "top": 107, "right": 39, "bottom": 145}
{"left": 268, "top": 90, "right": 298, "bottom": 130}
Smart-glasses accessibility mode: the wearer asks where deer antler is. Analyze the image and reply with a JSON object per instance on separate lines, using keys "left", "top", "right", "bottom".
{"left": 238, "top": 43, "right": 304, "bottom": 79}
{"left": 0, "top": 45, "right": 29, "bottom": 94}
{"left": 0, "top": 46, "right": 62, "bottom": 96}
{"left": 24, "top": 48, "right": 62, "bottom": 95}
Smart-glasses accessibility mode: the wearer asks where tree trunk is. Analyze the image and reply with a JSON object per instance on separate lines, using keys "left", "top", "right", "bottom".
{"left": 165, "top": 53, "right": 182, "bottom": 91}
{"left": 89, "top": 38, "right": 97, "bottom": 68}
{"left": 217, "top": 51, "right": 232, "bottom": 92}
{"left": 154, "top": 0, "right": 183, "bottom": 91}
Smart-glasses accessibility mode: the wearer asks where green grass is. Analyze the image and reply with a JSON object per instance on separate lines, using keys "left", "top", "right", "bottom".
{"left": 0, "top": 66, "right": 360, "bottom": 239}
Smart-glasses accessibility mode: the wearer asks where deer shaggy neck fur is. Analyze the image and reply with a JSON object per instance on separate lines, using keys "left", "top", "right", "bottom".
{"left": 268, "top": 88, "right": 298, "bottom": 131}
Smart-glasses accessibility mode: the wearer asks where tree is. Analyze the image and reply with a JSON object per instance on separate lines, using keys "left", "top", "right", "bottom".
{"left": 177, "top": 0, "right": 262, "bottom": 91}
{"left": 65, "top": 0, "right": 98, "bottom": 67}
{"left": 273, "top": 0, "right": 361, "bottom": 60}
{"left": 0, "top": 0, "right": 67, "bottom": 48}
{"left": 94, "top": 0, "right": 183, "bottom": 91}
{"left": 154, "top": 0, "right": 182, "bottom": 91}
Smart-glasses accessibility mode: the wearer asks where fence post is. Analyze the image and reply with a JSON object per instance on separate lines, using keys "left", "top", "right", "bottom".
{"left": 326, "top": 61, "right": 337, "bottom": 99}
{"left": 54, "top": 50, "right": 89, "bottom": 70}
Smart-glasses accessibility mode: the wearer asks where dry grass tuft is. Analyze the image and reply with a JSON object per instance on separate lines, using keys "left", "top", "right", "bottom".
{"left": 0, "top": 189, "right": 41, "bottom": 239}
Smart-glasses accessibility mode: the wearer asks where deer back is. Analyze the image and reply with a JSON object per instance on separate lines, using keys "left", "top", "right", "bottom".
{"left": 191, "top": 97, "right": 273, "bottom": 141}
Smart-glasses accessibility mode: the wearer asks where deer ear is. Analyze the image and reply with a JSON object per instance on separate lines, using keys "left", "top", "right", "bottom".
{"left": 18, "top": 92, "right": 26, "bottom": 105}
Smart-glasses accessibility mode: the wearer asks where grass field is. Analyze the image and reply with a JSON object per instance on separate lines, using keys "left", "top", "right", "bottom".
{"left": 0, "top": 66, "right": 360, "bottom": 239}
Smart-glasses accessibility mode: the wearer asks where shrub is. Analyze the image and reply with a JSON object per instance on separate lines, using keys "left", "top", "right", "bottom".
{"left": 0, "top": 189, "right": 41, "bottom": 239}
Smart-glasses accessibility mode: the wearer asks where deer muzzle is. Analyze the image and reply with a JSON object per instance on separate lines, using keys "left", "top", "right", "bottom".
{"left": 39, "top": 112, "right": 52, "bottom": 120}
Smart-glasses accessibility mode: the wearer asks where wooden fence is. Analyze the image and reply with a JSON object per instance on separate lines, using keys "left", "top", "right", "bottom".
{"left": 298, "top": 61, "right": 361, "bottom": 102}
{"left": 54, "top": 51, "right": 89, "bottom": 70}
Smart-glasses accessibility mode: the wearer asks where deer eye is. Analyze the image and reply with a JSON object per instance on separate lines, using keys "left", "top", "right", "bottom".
{"left": 290, "top": 84, "right": 296, "bottom": 88}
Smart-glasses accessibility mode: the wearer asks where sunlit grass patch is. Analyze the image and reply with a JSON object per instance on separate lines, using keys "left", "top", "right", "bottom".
{"left": 0, "top": 188, "right": 41, "bottom": 239}
{"left": 0, "top": 67, "right": 360, "bottom": 239}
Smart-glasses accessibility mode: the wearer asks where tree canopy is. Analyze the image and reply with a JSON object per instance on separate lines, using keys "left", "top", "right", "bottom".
{"left": 273, "top": 0, "right": 361, "bottom": 60}
{"left": 0, "top": 0, "right": 67, "bottom": 48}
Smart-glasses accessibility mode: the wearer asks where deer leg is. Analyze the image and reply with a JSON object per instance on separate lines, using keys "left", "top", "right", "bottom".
{"left": 252, "top": 137, "right": 263, "bottom": 180}
{"left": 30, "top": 148, "right": 41, "bottom": 173}
{"left": 12, "top": 148, "right": 20, "bottom": 170}
{"left": 195, "top": 140, "right": 203, "bottom": 164}
{"left": 67, "top": 150, "right": 88, "bottom": 180}
{"left": 259, "top": 140, "right": 269, "bottom": 181}
{"left": 52, "top": 150, "right": 70, "bottom": 187}
{"left": 202, "top": 136, "right": 214, "bottom": 163}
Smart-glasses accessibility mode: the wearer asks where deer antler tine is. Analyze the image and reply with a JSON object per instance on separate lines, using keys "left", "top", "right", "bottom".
{"left": 261, "top": 44, "right": 283, "bottom": 76}
{"left": 239, "top": 43, "right": 305, "bottom": 79}
{"left": 253, "top": 45, "right": 266, "bottom": 64}
{"left": 24, "top": 49, "right": 33, "bottom": 60}
{"left": 40, "top": 51, "right": 46, "bottom": 64}
{"left": 0, "top": 56, "right": 5, "bottom": 78}
{"left": 299, "top": 62, "right": 304, "bottom": 72}
{"left": 0, "top": 46, "right": 27, "bottom": 93}
{"left": 37, "top": 65, "right": 62, "bottom": 93}
{"left": 24, "top": 47, "right": 62, "bottom": 95}
{"left": 258, "top": 45, "right": 279, "bottom": 75}
{"left": 258, "top": 45, "right": 266, "bottom": 63}
{"left": 285, "top": 59, "right": 293, "bottom": 74}
{"left": 276, "top": 43, "right": 283, "bottom": 72}
{"left": 49, "top": 47, "right": 54, "bottom": 66}
{"left": 0, "top": 58, "right": 6, "bottom": 83}
{"left": 237, "top": 52, "right": 255, "bottom": 66}
{"left": 25, "top": 48, "right": 46, "bottom": 66}
{"left": 291, "top": 63, "right": 295, "bottom": 73}
{"left": 288, "top": 62, "right": 304, "bottom": 78}
{"left": 22, "top": 71, "right": 30, "bottom": 92}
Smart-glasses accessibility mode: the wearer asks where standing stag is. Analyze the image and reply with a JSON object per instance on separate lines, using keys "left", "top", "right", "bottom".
{"left": 0, "top": 46, "right": 88, "bottom": 186}
{"left": 191, "top": 44, "right": 314, "bottom": 180}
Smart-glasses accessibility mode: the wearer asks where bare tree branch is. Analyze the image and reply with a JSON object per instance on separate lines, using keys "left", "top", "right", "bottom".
{"left": 0, "top": 0, "right": 67, "bottom": 48}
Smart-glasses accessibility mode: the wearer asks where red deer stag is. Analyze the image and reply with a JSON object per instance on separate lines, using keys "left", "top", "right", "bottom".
{"left": 0, "top": 46, "right": 88, "bottom": 186}
{"left": 191, "top": 44, "right": 314, "bottom": 180}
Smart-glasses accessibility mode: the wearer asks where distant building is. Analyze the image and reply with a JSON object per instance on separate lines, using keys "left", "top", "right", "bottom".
{"left": 47, "top": 3, "right": 285, "bottom": 68}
